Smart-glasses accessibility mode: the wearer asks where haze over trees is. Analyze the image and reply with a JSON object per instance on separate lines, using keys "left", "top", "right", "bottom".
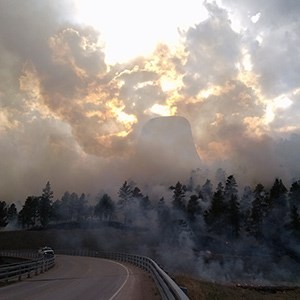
{"left": 1, "top": 174, "right": 299, "bottom": 239}
{"left": 0, "top": 172, "right": 299, "bottom": 283}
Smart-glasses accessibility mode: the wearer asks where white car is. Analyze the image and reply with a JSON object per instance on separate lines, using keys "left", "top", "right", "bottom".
{"left": 38, "top": 246, "right": 54, "bottom": 258}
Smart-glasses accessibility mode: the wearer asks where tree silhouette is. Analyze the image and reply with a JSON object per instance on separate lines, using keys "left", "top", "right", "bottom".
{"left": 204, "top": 182, "right": 225, "bottom": 234}
{"left": 228, "top": 194, "right": 240, "bottom": 237}
{"left": 187, "top": 194, "right": 201, "bottom": 222}
{"left": 263, "top": 178, "right": 288, "bottom": 239}
{"left": 0, "top": 201, "right": 8, "bottom": 227}
{"left": 140, "top": 195, "right": 152, "bottom": 214}
{"left": 76, "top": 193, "right": 88, "bottom": 222}
{"left": 269, "top": 178, "right": 287, "bottom": 208}
{"left": 247, "top": 183, "right": 268, "bottom": 239}
{"left": 118, "top": 181, "right": 132, "bottom": 205}
{"left": 39, "top": 181, "right": 53, "bottom": 228}
{"left": 289, "top": 180, "right": 300, "bottom": 209}
{"left": 95, "top": 193, "right": 115, "bottom": 221}
{"left": 224, "top": 175, "right": 238, "bottom": 202}
{"left": 18, "top": 196, "right": 39, "bottom": 228}
{"left": 118, "top": 181, "right": 134, "bottom": 225}
{"left": 7, "top": 203, "right": 17, "bottom": 223}
{"left": 170, "top": 181, "right": 187, "bottom": 212}
{"left": 290, "top": 205, "right": 300, "bottom": 235}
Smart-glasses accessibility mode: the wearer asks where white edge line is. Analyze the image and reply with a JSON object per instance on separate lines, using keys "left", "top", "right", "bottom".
{"left": 105, "top": 259, "right": 130, "bottom": 300}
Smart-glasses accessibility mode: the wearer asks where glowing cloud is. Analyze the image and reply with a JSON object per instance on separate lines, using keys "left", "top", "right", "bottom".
{"left": 148, "top": 104, "right": 174, "bottom": 116}
{"left": 74, "top": 0, "right": 208, "bottom": 64}
{"left": 0, "top": 0, "right": 300, "bottom": 201}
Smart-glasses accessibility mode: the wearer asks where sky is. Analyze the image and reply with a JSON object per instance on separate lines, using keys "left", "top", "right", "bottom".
{"left": 0, "top": 0, "right": 300, "bottom": 203}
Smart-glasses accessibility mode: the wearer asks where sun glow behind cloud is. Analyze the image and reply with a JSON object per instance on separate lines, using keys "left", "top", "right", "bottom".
{"left": 74, "top": 0, "right": 208, "bottom": 64}
{"left": 1, "top": 0, "right": 300, "bottom": 201}
{"left": 71, "top": 0, "right": 298, "bottom": 150}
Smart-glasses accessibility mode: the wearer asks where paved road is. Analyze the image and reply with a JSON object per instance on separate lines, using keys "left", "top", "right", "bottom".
{"left": 0, "top": 255, "right": 159, "bottom": 300}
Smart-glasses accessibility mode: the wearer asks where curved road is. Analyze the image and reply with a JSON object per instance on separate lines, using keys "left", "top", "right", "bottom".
{"left": 0, "top": 255, "right": 159, "bottom": 300}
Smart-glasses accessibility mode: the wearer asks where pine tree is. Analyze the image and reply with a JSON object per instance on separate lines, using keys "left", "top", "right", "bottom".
{"left": 59, "top": 191, "right": 72, "bottom": 221}
{"left": 289, "top": 180, "right": 300, "bottom": 209}
{"left": 118, "top": 181, "right": 133, "bottom": 225}
{"left": 140, "top": 195, "right": 151, "bottom": 211}
{"left": 118, "top": 181, "right": 132, "bottom": 205}
{"left": 95, "top": 194, "right": 115, "bottom": 221}
{"left": 265, "top": 178, "right": 288, "bottom": 238}
{"left": 39, "top": 181, "right": 54, "bottom": 228}
{"left": 204, "top": 182, "right": 225, "bottom": 234}
{"left": 76, "top": 193, "right": 88, "bottom": 222}
{"left": 7, "top": 203, "right": 17, "bottom": 223}
{"left": 269, "top": 178, "right": 287, "bottom": 208}
{"left": 18, "top": 196, "right": 39, "bottom": 228}
{"left": 187, "top": 194, "right": 201, "bottom": 222}
{"left": 0, "top": 201, "right": 8, "bottom": 227}
{"left": 247, "top": 183, "right": 267, "bottom": 239}
{"left": 170, "top": 181, "right": 187, "bottom": 212}
{"left": 156, "top": 197, "right": 173, "bottom": 239}
{"left": 228, "top": 194, "right": 240, "bottom": 237}
{"left": 224, "top": 175, "right": 238, "bottom": 202}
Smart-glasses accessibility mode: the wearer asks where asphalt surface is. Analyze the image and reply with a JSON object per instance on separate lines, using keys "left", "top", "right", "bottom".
{"left": 0, "top": 255, "right": 159, "bottom": 300}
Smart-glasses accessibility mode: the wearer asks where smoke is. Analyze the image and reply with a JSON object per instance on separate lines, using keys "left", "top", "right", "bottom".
{"left": 0, "top": 0, "right": 300, "bottom": 203}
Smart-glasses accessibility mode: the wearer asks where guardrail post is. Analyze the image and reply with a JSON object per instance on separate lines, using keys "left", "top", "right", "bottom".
{"left": 35, "top": 261, "right": 38, "bottom": 275}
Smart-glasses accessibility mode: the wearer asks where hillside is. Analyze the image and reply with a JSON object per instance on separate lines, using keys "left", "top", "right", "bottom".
{"left": 1, "top": 229, "right": 299, "bottom": 300}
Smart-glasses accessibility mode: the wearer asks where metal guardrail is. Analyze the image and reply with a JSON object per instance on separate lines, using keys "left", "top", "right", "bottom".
{"left": 0, "top": 250, "right": 55, "bottom": 283}
{"left": 0, "top": 249, "right": 189, "bottom": 299}
{"left": 56, "top": 249, "right": 189, "bottom": 300}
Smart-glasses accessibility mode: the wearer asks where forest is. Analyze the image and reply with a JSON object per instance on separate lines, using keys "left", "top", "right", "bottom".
{"left": 0, "top": 171, "right": 300, "bottom": 283}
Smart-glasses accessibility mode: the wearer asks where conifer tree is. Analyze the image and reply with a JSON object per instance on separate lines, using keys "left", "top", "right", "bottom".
{"left": 247, "top": 183, "right": 268, "bottom": 238}
{"left": 228, "top": 194, "right": 240, "bottom": 237}
{"left": 289, "top": 180, "right": 300, "bottom": 209}
{"left": 118, "top": 181, "right": 133, "bottom": 224}
{"left": 0, "top": 201, "right": 8, "bottom": 227}
{"left": 269, "top": 178, "right": 287, "bottom": 208}
{"left": 170, "top": 181, "right": 187, "bottom": 212}
{"left": 204, "top": 182, "right": 225, "bottom": 234}
{"left": 7, "top": 203, "right": 17, "bottom": 223}
{"left": 95, "top": 193, "right": 115, "bottom": 221}
{"left": 224, "top": 175, "right": 238, "bottom": 202}
{"left": 187, "top": 194, "right": 201, "bottom": 222}
{"left": 39, "top": 181, "right": 53, "bottom": 228}
{"left": 18, "top": 196, "right": 39, "bottom": 228}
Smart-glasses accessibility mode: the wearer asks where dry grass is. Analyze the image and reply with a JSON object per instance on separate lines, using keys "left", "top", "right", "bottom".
{"left": 175, "top": 274, "right": 300, "bottom": 300}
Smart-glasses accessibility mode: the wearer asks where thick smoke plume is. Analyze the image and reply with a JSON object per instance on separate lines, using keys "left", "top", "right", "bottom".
{"left": 0, "top": 0, "right": 300, "bottom": 210}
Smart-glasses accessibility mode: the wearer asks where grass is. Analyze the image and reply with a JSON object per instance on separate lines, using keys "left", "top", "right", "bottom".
{"left": 174, "top": 274, "right": 300, "bottom": 300}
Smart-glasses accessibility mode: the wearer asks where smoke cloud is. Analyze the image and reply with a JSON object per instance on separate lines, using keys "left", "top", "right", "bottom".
{"left": 0, "top": 0, "right": 300, "bottom": 202}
